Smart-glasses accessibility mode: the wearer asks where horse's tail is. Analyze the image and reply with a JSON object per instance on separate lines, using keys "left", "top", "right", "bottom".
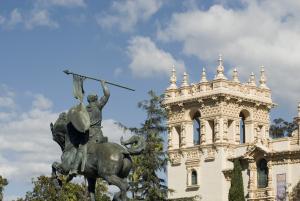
{"left": 121, "top": 135, "right": 145, "bottom": 155}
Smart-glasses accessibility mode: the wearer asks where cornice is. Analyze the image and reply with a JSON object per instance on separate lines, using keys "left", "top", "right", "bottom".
{"left": 163, "top": 91, "right": 274, "bottom": 109}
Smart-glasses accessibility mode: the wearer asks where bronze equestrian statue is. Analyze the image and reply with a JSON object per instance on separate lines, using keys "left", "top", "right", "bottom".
{"left": 50, "top": 111, "right": 145, "bottom": 201}
{"left": 50, "top": 73, "right": 143, "bottom": 201}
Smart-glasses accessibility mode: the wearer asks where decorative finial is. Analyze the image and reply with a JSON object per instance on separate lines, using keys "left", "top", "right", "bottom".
{"left": 259, "top": 65, "right": 268, "bottom": 89}
{"left": 218, "top": 54, "right": 223, "bottom": 66}
{"left": 249, "top": 72, "right": 256, "bottom": 86}
{"left": 232, "top": 68, "right": 239, "bottom": 83}
{"left": 181, "top": 72, "right": 189, "bottom": 87}
{"left": 215, "top": 54, "right": 227, "bottom": 80}
{"left": 168, "top": 65, "right": 177, "bottom": 90}
{"left": 245, "top": 78, "right": 250, "bottom": 85}
{"left": 200, "top": 68, "right": 208, "bottom": 83}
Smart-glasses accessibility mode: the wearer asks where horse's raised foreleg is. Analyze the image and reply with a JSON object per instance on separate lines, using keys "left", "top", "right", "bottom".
{"left": 104, "top": 175, "right": 129, "bottom": 201}
{"left": 51, "top": 162, "right": 63, "bottom": 190}
{"left": 87, "top": 177, "right": 96, "bottom": 201}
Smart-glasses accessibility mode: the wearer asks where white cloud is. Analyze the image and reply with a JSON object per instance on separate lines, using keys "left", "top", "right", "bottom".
{"left": 43, "top": 0, "right": 86, "bottom": 7}
{"left": 31, "top": 0, "right": 86, "bottom": 9}
{"left": 7, "top": 9, "right": 23, "bottom": 28}
{"left": 0, "top": 112, "right": 16, "bottom": 122}
{"left": 25, "top": 9, "right": 59, "bottom": 29}
{"left": 0, "top": 84, "right": 16, "bottom": 110}
{"left": 0, "top": 97, "right": 15, "bottom": 110}
{"left": 0, "top": 0, "right": 86, "bottom": 30}
{"left": 0, "top": 9, "right": 59, "bottom": 30}
{"left": 1, "top": 9, "right": 23, "bottom": 29}
{"left": 0, "top": 98, "right": 60, "bottom": 181}
{"left": 158, "top": 0, "right": 300, "bottom": 108}
{"left": 0, "top": 84, "right": 15, "bottom": 97}
{"left": 102, "top": 119, "right": 132, "bottom": 144}
{"left": 32, "top": 94, "right": 53, "bottom": 110}
{"left": 127, "top": 36, "right": 185, "bottom": 78}
{"left": 0, "top": 90, "right": 62, "bottom": 200}
{"left": 97, "top": 0, "right": 163, "bottom": 32}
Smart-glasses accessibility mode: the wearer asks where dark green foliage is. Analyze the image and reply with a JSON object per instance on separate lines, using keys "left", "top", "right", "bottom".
{"left": 119, "top": 91, "right": 168, "bottom": 201}
{"left": 228, "top": 159, "right": 245, "bottom": 201}
{"left": 270, "top": 118, "right": 298, "bottom": 138}
{"left": 0, "top": 175, "right": 8, "bottom": 201}
{"left": 14, "top": 176, "right": 110, "bottom": 201}
{"left": 289, "top": 180, "right": 300, "bottom": 201}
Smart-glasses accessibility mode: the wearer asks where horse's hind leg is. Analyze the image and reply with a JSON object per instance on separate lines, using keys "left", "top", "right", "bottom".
{"left": 87, "top": 177, "right": 96, "bottom": 201}
{"left": 104, "top": 175, "right": 129, "bottom": 201}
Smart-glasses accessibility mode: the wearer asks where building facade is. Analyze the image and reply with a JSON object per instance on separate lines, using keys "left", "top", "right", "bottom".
{"left": 163, "top": 55, "right": 300, "bottom": 201}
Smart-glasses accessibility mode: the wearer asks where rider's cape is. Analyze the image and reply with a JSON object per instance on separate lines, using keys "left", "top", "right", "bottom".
{"left": 67, "top": 103, "right": 90, "bottom": 133}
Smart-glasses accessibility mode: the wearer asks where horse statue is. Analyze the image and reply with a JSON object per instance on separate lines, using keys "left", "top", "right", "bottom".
{"left": 50, "top": 112, "right": 145, "bottom": 201}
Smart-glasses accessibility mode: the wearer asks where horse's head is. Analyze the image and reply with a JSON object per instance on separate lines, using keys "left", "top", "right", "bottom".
{"left": 50, "top": 112, "right": 68, "bottom": 151}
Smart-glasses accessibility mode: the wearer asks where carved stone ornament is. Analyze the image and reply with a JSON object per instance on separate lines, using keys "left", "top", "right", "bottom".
{"left": 169, "top": 151, "right": 182, "bottom": 165}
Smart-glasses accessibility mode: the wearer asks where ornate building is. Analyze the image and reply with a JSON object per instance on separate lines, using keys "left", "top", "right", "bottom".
{"left": 163, "top": 55, "right": 300, "bottom": 201}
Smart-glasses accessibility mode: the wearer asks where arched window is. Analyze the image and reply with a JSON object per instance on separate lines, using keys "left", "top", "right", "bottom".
{"left": 257, "top": 159, "right": 268, "bottom": 188}
{"left": 175, "top": 126, "right": 181, "bottom": 147}
{"left": 239, "top": 110, "right": 251, "bottom": 144}
{"left": 191, "top": 170, "right": 198, "bottom": 185}
{"left": 209, "top": 120, "right": 215, "bottom": 143}
{"left": 193, "top": 112, "right": 201, "bottom": 145}
{"left": 239, "top": 112, "right": 246, "bottom": 144}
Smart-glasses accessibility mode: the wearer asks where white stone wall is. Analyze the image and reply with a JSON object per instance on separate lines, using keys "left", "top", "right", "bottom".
{"left": 242, "top": 169, "right": 249, "bottom": 198}
{"left": 168, "top": 147, "right": 234, "bottom": 201}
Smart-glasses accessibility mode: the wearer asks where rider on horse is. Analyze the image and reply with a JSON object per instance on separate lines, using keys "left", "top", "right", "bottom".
{"left": 68, "top": 80, "right": 110, "bottom": 179}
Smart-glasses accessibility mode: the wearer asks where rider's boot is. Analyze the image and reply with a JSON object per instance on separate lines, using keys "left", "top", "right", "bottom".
{"left": 67, "top": 151, "right": 82, "bottom": 182}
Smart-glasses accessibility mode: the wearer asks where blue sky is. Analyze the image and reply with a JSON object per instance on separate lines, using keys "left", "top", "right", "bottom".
{"left": 1, "top": 0, "right": 300, "bottom": 200}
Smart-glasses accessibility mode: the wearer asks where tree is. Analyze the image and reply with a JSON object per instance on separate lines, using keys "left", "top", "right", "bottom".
{"left": 289, "top": 180, "right": 300, "bottom": 201}
{"left": 270, "top": 118, "right": 298, "bottom": 138}
{"left": 119, "top": 91, "right": 168, "bottom": 201}
{"left": 15, "top": 176, "right": 110, "bottom": 201}
{"left": 0, "top": 175, "right": 8, "bottom": 201}
{"left": 228, "top": 159, "right": 245, "bottom": 201}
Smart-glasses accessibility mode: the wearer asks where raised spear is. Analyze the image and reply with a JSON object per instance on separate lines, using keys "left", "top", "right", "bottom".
{"left": 63, "top": 70, "right": 135, "bottom": 91}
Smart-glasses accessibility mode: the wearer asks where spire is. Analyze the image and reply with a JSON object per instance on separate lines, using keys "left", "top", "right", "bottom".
{"left": 232, "top": 68, "right": 239, "bottom": 83}
{"left": 181, "top": 72, "right": 189, "bottom": 87}
{"left": 259, "top": 66, "right": 268, "bottom": 89}
{"left": 249, "top": 72, "right": 256, "bottom": 86}
{"left": 168, "top": 65, "right": 177, "bottom": 90}
{"left": 200, "top": 68, "right": 208, "bottom": 83}
{"left": 218, "top": 54, "right": 223, "bottom": 67}
{"left": 215, "top": 54, "right": 227, "bottom": 80}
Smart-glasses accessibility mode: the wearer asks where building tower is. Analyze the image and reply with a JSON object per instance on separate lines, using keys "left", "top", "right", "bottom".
{"left": 163, "top": 56, "right": 280, "bottom": 200}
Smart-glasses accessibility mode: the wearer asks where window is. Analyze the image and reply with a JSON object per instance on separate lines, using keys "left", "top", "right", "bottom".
{"left": 207, "top": 120, "right": 215, "bottom": 143}
{"left": 191, "top": 170, "right": 198, "bottom": 185}
{"left": 193, "top": 112, "right": 201, "bottom": 145}
{"left": 175, "top": 126, "right": 181, "bottom": 147}
{"left": 228, "top": 120, "right": 235, "bottom": 142}
{"left": 239, "top": 112, "right": 246, "bottom": 144}
{"left": 239, "top": 110, "right": 251, "bottom": 144}
{"left": 257, "top": 159, "right": 268, "bottom": 188}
